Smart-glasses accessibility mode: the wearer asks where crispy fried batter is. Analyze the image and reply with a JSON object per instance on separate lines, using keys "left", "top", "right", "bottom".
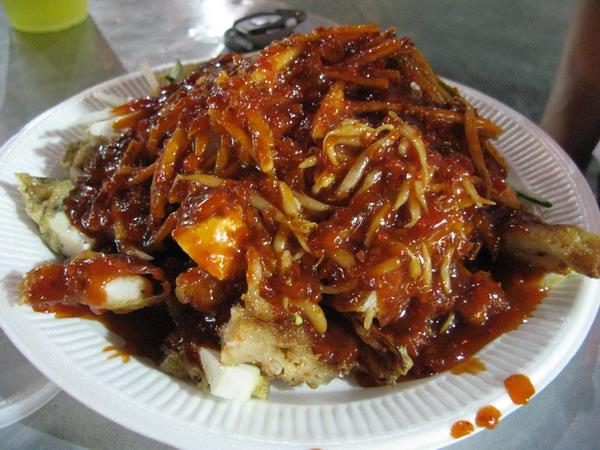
{"left": 501, "top": 222, "right": 600, "bottom": 278}
{"left": 16, "top": 174, "right": 77, "bottom": 255}
{"left": 61, "top": 136, "right": 107, "bottom": 178}
{"left": 221, "top": 305, "right": 356, "bottom": 387}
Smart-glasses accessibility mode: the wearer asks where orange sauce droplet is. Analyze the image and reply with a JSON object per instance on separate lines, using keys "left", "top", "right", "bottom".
{"left": 504, "top": 373, "right": 535, "bottom": 404}
{"left": 451, "top": 420, "right": 475, "bottom": 438}
{"left": 475, "top": 405, "right": 501, "bottom": 429}
{"left": 102, "top": 345, "right": 130, "bottom": 363}
{"left": 451, "top": 357, "right": 486, "bottom": 375}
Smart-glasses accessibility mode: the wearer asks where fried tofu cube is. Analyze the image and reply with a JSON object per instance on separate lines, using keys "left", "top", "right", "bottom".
{"left": 172, "top": 207, "right": 247, "bottom": 280}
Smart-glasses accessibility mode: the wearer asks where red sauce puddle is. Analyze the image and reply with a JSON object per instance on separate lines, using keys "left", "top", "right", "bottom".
{"left": 52, "top": 303, "right": 174, "bottom": 363}
{"left": 450, "top": 357, "right": 486, "bottom": 375}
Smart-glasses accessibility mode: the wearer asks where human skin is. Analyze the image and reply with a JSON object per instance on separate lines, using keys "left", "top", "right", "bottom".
{"left": 540, "top": 0, "right": 600, "bottom": 169}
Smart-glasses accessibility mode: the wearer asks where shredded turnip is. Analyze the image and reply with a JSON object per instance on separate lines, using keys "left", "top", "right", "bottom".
{"left": 71, "top": 108, "right": 115, "bottom": 126}
{"left": 92, "top": 91, "right": 129, "bottom": 107}
{"left": 139, "top": 61, "right": 160, "bottom": 96}
{"left": 88, "top": 118, "right": 119, "bottom": 137}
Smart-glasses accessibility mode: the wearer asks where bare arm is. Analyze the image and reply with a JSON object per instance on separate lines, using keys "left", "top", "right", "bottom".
{"left": 540, "top": 0, "right": 600, "bottom": 169}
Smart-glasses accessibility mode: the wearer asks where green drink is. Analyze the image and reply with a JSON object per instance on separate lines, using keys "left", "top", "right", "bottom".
{"left": 3, "top": 0, "right": 88, "bottom": 33}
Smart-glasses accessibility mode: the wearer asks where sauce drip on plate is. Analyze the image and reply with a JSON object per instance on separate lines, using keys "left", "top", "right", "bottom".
{"left": 504, "top": 373, "right": 536, "bottom": 404}
{"left": 475, "top": 405, "right": 501, "bottom": 429}
{"left": 450, "top": 357, "right": 486, "bottom": 375}
{"left": 52, "top": 303, "right": 174, "bottom": 363}
{"left": 451, "top": 420, "right": 475, "bottom": 438}
{"left": 102, "top": 345, "right": 131, "bottom": 362}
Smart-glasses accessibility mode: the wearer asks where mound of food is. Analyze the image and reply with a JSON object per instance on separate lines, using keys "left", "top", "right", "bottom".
{"left": 17, "top": 25, "right": 600, "bottom": 400}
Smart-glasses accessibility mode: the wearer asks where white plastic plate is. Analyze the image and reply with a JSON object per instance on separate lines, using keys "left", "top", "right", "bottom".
{"left": 0, "top": 69, "right": 598, "bottom": 449}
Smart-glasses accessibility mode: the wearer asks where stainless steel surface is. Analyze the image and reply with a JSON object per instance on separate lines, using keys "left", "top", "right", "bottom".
{"left": 0, "top": 1, "right": 598, "bottom": 449}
